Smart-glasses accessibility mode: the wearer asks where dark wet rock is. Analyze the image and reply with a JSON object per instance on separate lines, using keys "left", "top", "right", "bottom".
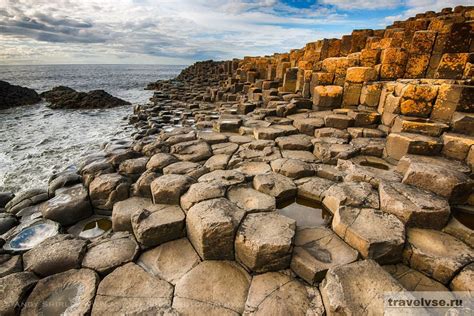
{"left": 0, "top": 254, "right": 22, "bottom": 278}
{"left": 41, "top": 86, "right": 130, "bottom": 109}
{"left": 92, "top": 262, "right": 174, "bottom": 315}
{"left": 0, "top": 192, "right": 15, "bottom": 208}
{"left": 0, "top": 213, "right": 18, "bottom": 235}
{"left": 0, "top": 80, "right": 41, "bottom": 109}
{"left": 5, "top": 189, "right": 48, "bottom": 215}
{"left": 235, "top": 212, "right": 296, "bottom": 273}
{"left": 0, "top": 272, "right": 38, "bottom": 315}
{"left": 21, "top": 268, "right": 99, "bottom": 315}
{"left": 82, "top": 232, "right": 139, "bottom": 275}
{"left": 48, "top": 171, "right": 82, "bottom": 196}
{"left": 23, "top": 234, "right": 88, "bottom": 277}
{"left": 40, "top": 184, "right": 92, "bottom": 226}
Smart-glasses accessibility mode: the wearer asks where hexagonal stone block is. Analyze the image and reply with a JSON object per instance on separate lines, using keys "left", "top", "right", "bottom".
{"left": 401, "top": 160, "right": 473, "bottom": 203}
{"left": 253, "top": 172, "right": 297, "bottom": 202}
{"left": 295, "top": 176, "right": 336, "bottom": 202}
{"left": 270, "top": 158, "right": 315, "bottom": 179}
{"left": 332, "top": 207, "right": 405, "bottom": 264}
{"left": 227, "top": 184, "right": 276, "bottom": 213}
{"left": 244, "top": 270, "right": 325, "bottom": 315}
{"left": 233, "top": 161, "right": 272, "bottom": 178}
{"left": 22, "top": 269, "right": 99, "bottom": 315}
{"left": 254, "top": 127, "right": 287, "bottom": 140}
{"left": 170, "top": 140, "right": 212, "bottom": 162}
{"left": 146, "top": 153, "right": 178, "bottom": 172}
{"left": 173, "top": 261, "right": 251, "bottom": 315}
{"left": 198, "top": 169, "right": 245, "bottom": 186}
{"left": 0, "top": 254, "right": 22, "bottom": 278}
{"left": 275, "top": 134, "right": 313, "bottom": 151}
{"left": 138, "top": 238, "right": 201, "bottom": 285}
{"left": 403, "top": 228, "right": 474, "bottom": 284}
{"left": 379, "top": 182, "right": 450, "bottom": 229}
{"left": 235, "top": 212, "right": 296, "bottom": 273}
{"left": 131, "top": 204, "right": 185, "bottom": 248}
{"left": 180, "top": 181, "right": 226, "bottom": 211}
{"left": 385, "top": 132, "right": 442, "bottom": 161}
{"left": 322, "top": 182, "right": 379, "bottom": 214}
{"left": 40, "top": 184, "right": 92, "bottom": 226}
{"left": 151, "top": 174, "right": 195, "bottom": 204}
{"left": 23, "top": 234, "right": 87, "bottom": 277}
{"left": 89, "top": 173, "right": 130, "bottom": 210}
{"left": 82, "top": 232, "right": 139, "bottom": 275}
{"left": 0, "top": 272, "right": 38, "bottom": 315}
{"left": 92, "top": 263, "right": 174, "bottom": 315}
{"left": 291, "top": 227, "right": 358, "bottom": 284}
{"left": 186, "top": 198, "right": 245, "bottom": 260}
{"left": 320, "top": 260, "right": 406, "bottom": 315}
{"left": 384, "top": 264, "right": 449, "bottom": 292}
{"left": 112, "top": 196, "right": 154, "bottom": 232}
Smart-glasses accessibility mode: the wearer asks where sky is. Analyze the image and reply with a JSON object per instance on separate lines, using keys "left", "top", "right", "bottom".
{"left": 0, "top": 0, "right": 472, "bottom": 65}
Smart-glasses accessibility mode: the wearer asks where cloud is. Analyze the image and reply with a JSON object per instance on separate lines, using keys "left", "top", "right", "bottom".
{"left": 319, "top": 0, "right": 403, "bottom": 10}
{"left": 1, "top": 0, "right": 470, "bottom": 64}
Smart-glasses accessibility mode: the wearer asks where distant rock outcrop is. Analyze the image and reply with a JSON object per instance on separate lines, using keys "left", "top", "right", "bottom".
{"left": 41, "top": 86, "right": 131, "bottom": 109}
{"left": 0, "top": 80, "right": 41, "bottom": 109}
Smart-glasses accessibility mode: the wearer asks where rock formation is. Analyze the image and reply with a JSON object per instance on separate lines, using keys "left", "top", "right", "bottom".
{"left": 1, "top": 5, "right": 473, "bottom": 315}
{"left": 41, "top": 86, "right": 131, "bottom": 109}
{"left": 0, "top": 80, "right": 41, "bottom": 109}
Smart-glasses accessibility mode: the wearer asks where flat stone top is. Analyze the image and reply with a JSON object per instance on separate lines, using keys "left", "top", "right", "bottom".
{"left": 406, "top": 228, "right": 474, "bottom": 259}
{"left": 238, "top": 213, "right": 296, "bottom": 246}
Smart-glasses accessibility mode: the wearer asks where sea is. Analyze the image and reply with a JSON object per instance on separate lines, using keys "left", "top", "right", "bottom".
{"left": 0, "top": 64, "right": 185, "bottom": 193}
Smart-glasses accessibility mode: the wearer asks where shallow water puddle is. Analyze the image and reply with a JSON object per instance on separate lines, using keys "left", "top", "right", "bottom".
{"left": 277, "top": 197, "right": 332, "bottom": 228}
{"left": 6, "top": 222, "right": 59, "bottom": 251}
{"left": 79, "top": 218, "right": 112, "bottom": 239}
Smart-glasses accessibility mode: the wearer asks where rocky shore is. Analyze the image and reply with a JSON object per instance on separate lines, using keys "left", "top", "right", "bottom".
{"left": 1, "top": 6, "right": 474, "bottom": 315}
{"left": 41, "top": 86, "right": 131, "bottom": 109}
{"left": 0, "top": 81, "right": 41, "bottom": 109}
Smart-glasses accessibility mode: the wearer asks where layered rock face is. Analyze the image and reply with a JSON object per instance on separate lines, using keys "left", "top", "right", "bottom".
{"left": 0, "top": 80, "right": 41, "bottom": 109}
{"left": 1, "top": 6, "right": 473, "bottom": 315}
{"left": 41, "top": 86, "right": 131, "bottom": 109}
